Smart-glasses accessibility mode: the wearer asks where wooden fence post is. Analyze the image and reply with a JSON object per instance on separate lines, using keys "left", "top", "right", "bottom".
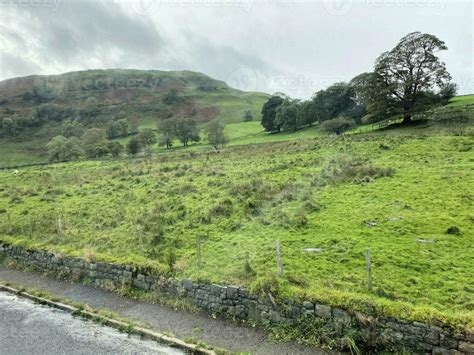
{"left": 276, "top": 240, "right": 284, "bottom": 277}
{"left": 196, "top": 235, "right": 202, "bottom": 267}
{"left": 366, "top": 248, "right": 372, "bottom": 291}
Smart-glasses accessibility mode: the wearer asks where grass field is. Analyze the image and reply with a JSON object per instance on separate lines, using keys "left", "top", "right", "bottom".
{"left": 447, "top": 94, "right": 474, "bottom": 107}
{"left": 1, "top": 125, "right": 473, "bottom": 330}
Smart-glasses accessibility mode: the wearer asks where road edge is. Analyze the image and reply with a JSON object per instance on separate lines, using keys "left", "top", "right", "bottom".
{"left": 0, "top": 283, "right": 215, "bottom": 355}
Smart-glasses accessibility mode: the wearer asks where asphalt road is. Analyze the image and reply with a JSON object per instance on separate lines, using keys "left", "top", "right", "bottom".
{"left": 0, "top": 291, "right": 184, "bottom": 355}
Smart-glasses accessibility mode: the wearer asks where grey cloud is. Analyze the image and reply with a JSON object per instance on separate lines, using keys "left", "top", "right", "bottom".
{"left": 0, "top": 0, "right": 472, "bottom": 98}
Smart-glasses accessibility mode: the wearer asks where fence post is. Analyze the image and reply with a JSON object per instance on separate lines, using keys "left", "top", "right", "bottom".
{"left": 366, "top": 248, "right": 372, "bottom": 291}
{"left": 276, "top": 240, "right": 284, "bottom": 277}
{"left": 196, "top": 235, "right": 202, "bottom": 267}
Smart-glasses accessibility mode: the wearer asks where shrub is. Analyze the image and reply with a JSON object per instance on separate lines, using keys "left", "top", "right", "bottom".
{"left": 320, "top": 155, "right": 395, "bottom": 185}
{"left": 446, "top": 226, "right": 461, "bottom": 236}
{"left": 126, "top": 137, "right": 142, "bottom": 155}
{"left": 320, "top": 117, "right": 356, "bottom": 134}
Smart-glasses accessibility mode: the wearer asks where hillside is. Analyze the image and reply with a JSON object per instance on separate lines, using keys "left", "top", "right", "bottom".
{"left": 0, "top": 69, "right": 269, "bottom": 165}
{"left": 0, "top": 122, "right": 473, "bottom": 331}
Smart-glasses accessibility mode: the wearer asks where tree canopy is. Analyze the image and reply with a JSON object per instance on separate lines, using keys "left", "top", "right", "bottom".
{"left": 373, "top": 32, "right": 453, "bottom": 123}
{"left": 261, "top": 95, "right": 284, "bottom": 132}
{"left": 206, "top": 120, "right": 228, "bottom": 148}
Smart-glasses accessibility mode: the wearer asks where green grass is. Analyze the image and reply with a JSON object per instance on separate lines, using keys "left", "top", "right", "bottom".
{"left": 1, "top": 124, "right": 473, "bottom": 331}
{"left": 447, "top": 94, "right": 474, "bottom": 107}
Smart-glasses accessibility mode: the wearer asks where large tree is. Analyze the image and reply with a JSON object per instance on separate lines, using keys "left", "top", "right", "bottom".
{"left": 374, "top": 32, "right": 452, "bottom": 124}
{"left": 138, "top": 128, "right": 157, "bottom": 147}
{"left": 275, "top": 99, "right": 301, "bottom": 132}
{"left": 47, "top": 136, "right": 84, "bottom": 162}
{"left": 261, "top": 95, "right": 284, "bottom": 132}
{"left": 312, "top": 82, "right": 358, "bottom": 123}
{"left": 174, "top": 118, "right": 200, "bottom": 146}
{"left": 81, "top": 128, "right": 108, "bottom": 158}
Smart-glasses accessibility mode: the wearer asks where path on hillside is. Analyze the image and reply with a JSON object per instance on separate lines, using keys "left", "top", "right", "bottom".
{"left": 0, "top": 266, "right": 332, "bottom": 354}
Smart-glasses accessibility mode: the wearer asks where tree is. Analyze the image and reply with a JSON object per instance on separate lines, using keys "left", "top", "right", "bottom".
{"left": 106, "top": 119, "right": 128, "bottom": 139}
{"left": 261, "top": 95, "right": 284, "bottom": 132}
{"left": 206, "top": 120, "right": 228, "bottom": 148}
{"left": 374, "top": 32, "right": 452, "bottom": 124}
{"left": 174, "top": 118, "right": 200, "bottom": 147}
{"left": 319, "top": 117, "right": 356, "bottom": 135}
{"left": 107, "top": 141, "right": 124, "bottom": 157}
{"left": 127, "top": 115, "right": 140, "bottom": 134}
{"left": 127, "top": 136, "right": 142, "bottom": 155}
{"left": 81, "top": 128, "right": 108, "bottom": 158}
{"left": 47, "top": 136, "right": 84, "bottom": 162}
{"left": 138, "top": 128, "right": 157, "bottom": 146}
{"left": 439, "top": 82, "right": 458, "bottom": 105}
{"left": 1, "top": 117, "right": 17, "bottom": 136}
{"left": 158, "top": 119, "right": 175, "bottom": 149}
{"left": 312, "top": 82, "right": 358, "bottom": 123}
{"left": 242, "top": 110, "right": 253, "bottom": 122}
{"left": 79, "top": 96, "right": 100, "bottom": 122}
{"left": 60, "top": 119, "right": 84, "bottom": 138}
{"left": 298, "top": 100, "right": 318, "bottom": 127}
{"left": 275, "top": 99, "right": 301, "bottom": 132}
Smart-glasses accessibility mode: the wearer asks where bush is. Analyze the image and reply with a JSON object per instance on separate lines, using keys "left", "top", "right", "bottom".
{"left": 320, "top": 155, "right": 395, "bottom": 184}
{"left": 446, "top": 226, "right": 461, "bottom": 236}
{"left": 320, "top": 117, "right": 356, "bottom": 134}
{"left": 127, "top": 137, "right": 142, "bottom": 155}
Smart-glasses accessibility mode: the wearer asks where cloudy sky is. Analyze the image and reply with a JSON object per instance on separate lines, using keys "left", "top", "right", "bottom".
{"left": 0, "top": 0, "right": 472, "bottom": 98}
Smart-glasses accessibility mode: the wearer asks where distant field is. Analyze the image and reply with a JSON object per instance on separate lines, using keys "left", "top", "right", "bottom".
{"left": 1, "top": 127, "right": 473, "bottom": 330}
{"left": 1, "top": 94, "right": 473, "bottom": 168}
{"left": 448, "top": 94, "right": 474, "bottom": 107}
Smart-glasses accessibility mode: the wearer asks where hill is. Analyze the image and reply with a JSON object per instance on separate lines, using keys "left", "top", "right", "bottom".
{"left": 0, "top": 122, "right": 473, "bottom": 332}
{"left": 0, "top": 69, "right": 269, "bottom": 165}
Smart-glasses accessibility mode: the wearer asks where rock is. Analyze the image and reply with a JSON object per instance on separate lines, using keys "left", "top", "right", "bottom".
{"left": 226, "top": 286, "right": 239, "bottom": 300}
{"left": 302, "top": 301, "right": 314, "bottom": 310}
{"left": 302, "top": 248, "right": 322, "bottom": 253}
{"left": 365, "top": 221, "right": 377, "bottom": 227}
{"left": 440, "top": 333, "right": 458, "bottom": 349}
{"left": 314, "top": 304, "right": 332, "bottom": 318}
{"left": 459, "top": 341, "right": 474, "bottom": 353}
{"left": 332, "top": 308, "right": 352, "bottom": 323}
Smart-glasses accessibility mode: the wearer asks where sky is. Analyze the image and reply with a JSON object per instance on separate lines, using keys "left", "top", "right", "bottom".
{"left": 0, "top": 0, "right": 472, "bottom": 99}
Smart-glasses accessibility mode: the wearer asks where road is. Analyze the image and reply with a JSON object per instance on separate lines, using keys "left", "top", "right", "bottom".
{"left": 0, "top": 291, "right": 184, "bottom": 355}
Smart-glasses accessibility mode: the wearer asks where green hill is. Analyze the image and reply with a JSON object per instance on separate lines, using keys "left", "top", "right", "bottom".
{"left": 0, "top": 69, "right": 269, "bottom": 166}
{"left": 1, "top": 124, "right": 473, "bottom": 331}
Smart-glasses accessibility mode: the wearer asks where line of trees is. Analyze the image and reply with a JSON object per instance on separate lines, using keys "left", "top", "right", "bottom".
{"left": 261, "top": 32, "right": 457, "bottom": 134}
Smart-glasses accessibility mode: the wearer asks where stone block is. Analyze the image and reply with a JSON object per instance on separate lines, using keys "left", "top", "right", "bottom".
{"left": 440, "top": 333, "right": 458, "bottom": 349}
{"left": 332, "top": 308, "right": 352, "bottom": 323}
{"left": 459, "top": 341, "right": 474, "bottom": 353}
{"left": 226, "top": 286, "right": 239, "bottom": 300}
{"left": 314, "top": 304, "right": 332, "bottom": 319}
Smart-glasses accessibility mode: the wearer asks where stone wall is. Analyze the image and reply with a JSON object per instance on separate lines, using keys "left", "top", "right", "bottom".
{"left": 0, "top": 242, "right": 472, "bottom": 354}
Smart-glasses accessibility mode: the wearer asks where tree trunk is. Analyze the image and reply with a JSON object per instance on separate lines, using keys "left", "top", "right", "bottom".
{"left": 402, "top": 111, "right": 412, "bottom": 124}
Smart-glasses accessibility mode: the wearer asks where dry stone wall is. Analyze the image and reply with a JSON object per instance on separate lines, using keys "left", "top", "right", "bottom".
{"left": 1, "top": 242, "right": 472, "bottom": 354}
